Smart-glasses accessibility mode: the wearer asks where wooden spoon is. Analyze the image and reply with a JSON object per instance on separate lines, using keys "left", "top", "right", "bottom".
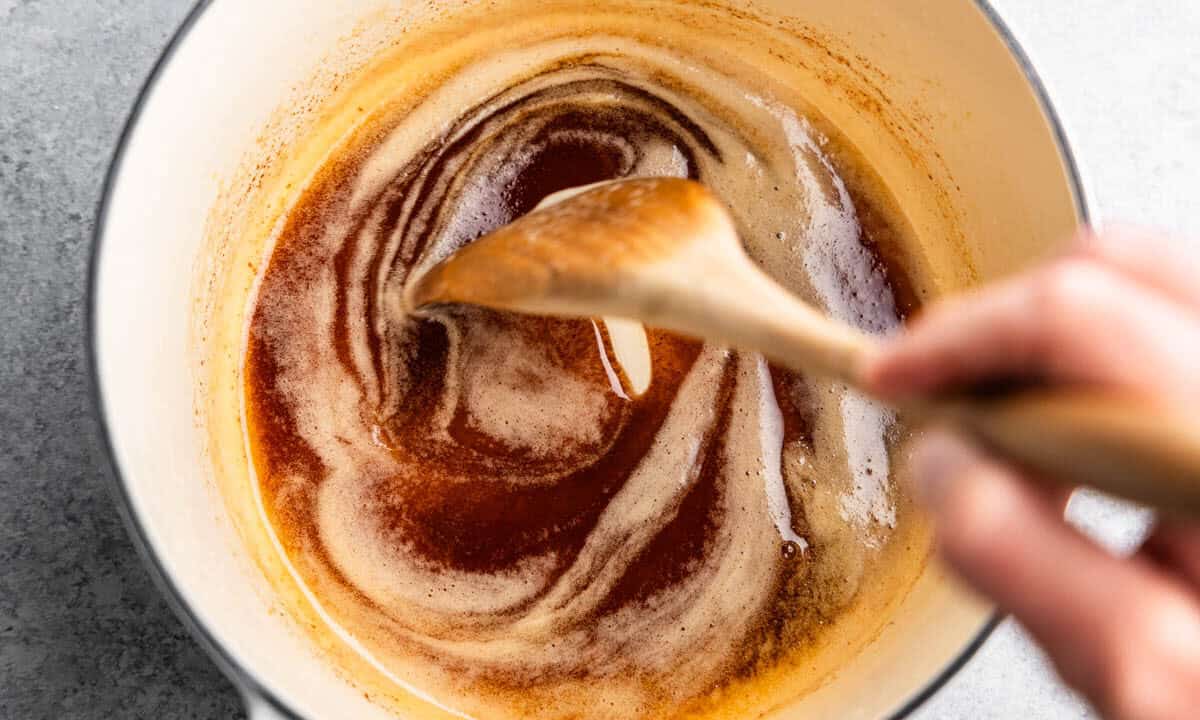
{"left": 406, "top": 177, "right": 1200, "bottom": 516}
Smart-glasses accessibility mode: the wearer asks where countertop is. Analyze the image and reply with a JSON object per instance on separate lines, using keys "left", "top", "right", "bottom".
{"left": 1, "top": 0, "right": 1197, "bottom": 717}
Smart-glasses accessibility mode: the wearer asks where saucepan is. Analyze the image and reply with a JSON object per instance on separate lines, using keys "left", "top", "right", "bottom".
{"left": 89, "top": 0, "right": 1090, "bottom": 717}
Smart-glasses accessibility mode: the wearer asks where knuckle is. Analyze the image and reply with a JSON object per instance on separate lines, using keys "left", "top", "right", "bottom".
{"left": 936, "top": 466, "right": 1020, "bottom": 563}
{"left": 1027, "top": 261, "right": 1112, "bottom": 364}
{"left": 1033, "top": 261, "right": 1102, "bottom": 320}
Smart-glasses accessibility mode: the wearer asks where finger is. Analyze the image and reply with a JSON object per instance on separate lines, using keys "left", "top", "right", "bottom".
{"left": 912, "top": 431, "right": 1200, "bottom": 720}
{"left": 863, "top": 275, "right": 1044, "bottom": 398}
{"left": 911, "top": 431, "right": 1136, "bottom": 650}
{"left": 863, "top": 259, "right": 1200, "bottom": 400}
{"left": 1137, "top": 519, "right": 1200, "bottom": 591}
{"left": 1076, "top": 226, "right": 1200, "bottom": 310}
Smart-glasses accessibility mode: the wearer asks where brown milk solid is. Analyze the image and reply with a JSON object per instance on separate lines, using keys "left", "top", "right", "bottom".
{"left": 238, "top": 3, "right": 940, "bottom": 718}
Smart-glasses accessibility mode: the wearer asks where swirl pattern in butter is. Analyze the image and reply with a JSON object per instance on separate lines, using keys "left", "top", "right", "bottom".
{"left": 245, "top": 26, "right": 929, "bottom": 720}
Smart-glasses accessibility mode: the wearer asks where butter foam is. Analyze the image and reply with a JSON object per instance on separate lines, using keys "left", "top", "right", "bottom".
{"left": 242, "top": 13, "right": 925, "bottom": 720}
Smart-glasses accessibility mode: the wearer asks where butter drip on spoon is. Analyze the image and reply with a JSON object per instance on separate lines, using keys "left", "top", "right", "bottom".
{"left": 536, "top": 181, "right": 653, "bottom": 397}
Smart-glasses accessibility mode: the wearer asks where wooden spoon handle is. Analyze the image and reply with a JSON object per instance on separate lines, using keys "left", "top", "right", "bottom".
{"left": 694, "top": 262, "right": 1200, "bottom": 515}
{"left": 722, "top": 270, "right": 1200, "bottom": 515}
{"left": 924, "top": 390, "right": 1200, "bottom": 517}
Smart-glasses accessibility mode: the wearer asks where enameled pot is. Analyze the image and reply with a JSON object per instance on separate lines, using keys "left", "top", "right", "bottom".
{"left": 90, "top": 1, "right": 1091, "bottom": 717}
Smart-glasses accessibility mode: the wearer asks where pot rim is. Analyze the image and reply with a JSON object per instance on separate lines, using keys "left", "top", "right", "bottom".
{"left": 87, "top": 1, "right": 1092, "bottom": 717}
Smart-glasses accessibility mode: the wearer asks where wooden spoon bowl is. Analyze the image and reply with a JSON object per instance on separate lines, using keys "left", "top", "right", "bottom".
{"left": 407, "top": 178, "right": 1200, "bottom": 517}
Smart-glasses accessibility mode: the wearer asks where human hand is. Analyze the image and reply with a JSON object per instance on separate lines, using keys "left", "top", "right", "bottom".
{"left": 863, "top": 228, "right": 1200, "bottom": 719}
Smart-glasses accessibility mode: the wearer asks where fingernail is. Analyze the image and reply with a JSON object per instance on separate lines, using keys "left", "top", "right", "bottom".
{"left": 911, "top": 430, "right": 978, "bottom": 511}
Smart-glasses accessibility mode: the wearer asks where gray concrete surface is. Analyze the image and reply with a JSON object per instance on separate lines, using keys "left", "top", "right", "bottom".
{"left": 0, "top": 2, "right": 241, "bottom": 718}
{"left": 1, "top": 1, "right": 1197, "bottom": 718}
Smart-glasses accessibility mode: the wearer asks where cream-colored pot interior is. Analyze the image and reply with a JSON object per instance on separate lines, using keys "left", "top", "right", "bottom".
{"left": 91, "top": 1, "right": 1087, "bottom": 719}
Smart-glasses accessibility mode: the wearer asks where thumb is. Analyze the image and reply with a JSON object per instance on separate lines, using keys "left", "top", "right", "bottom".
{"left": 911, "top": 431, "right": 1200, "bottom": 720}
